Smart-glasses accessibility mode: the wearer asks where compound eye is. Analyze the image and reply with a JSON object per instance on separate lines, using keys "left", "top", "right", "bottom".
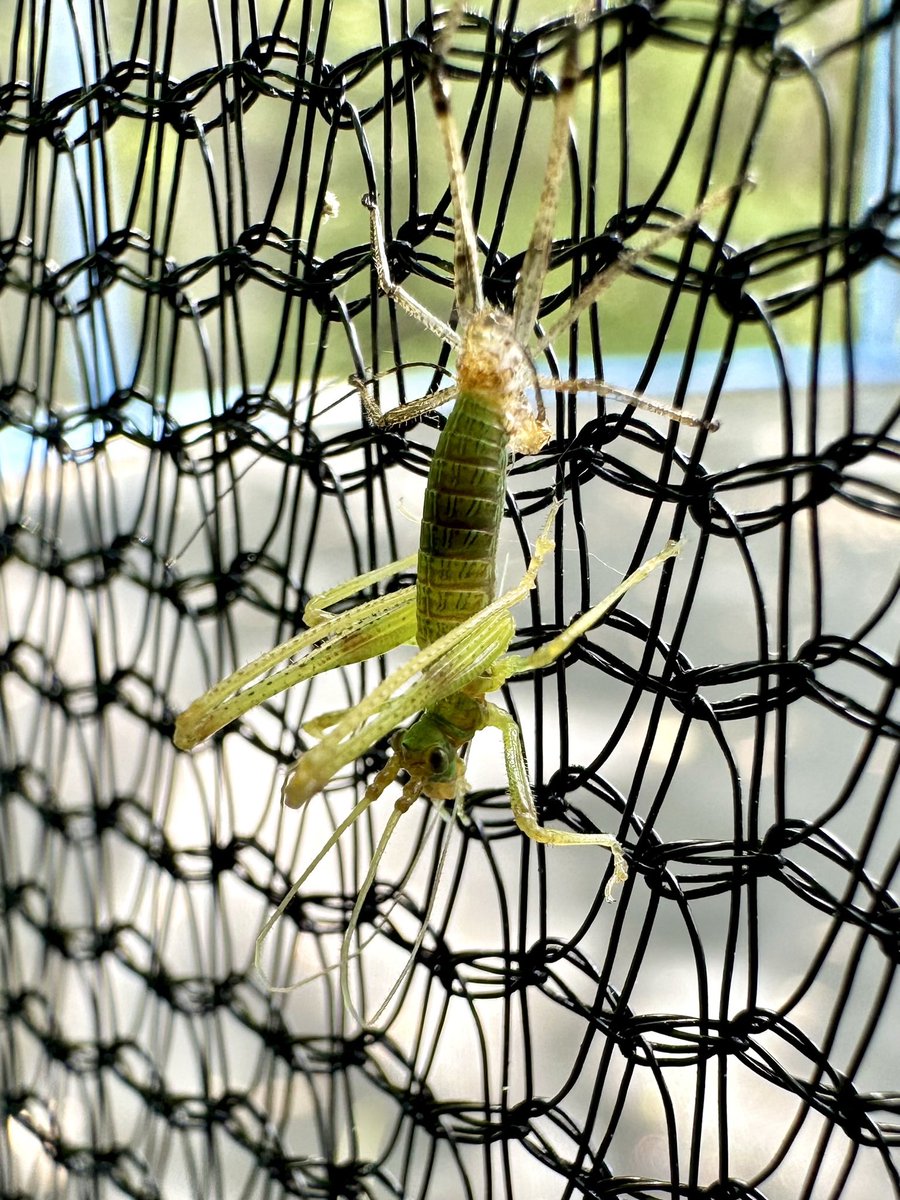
{"left": 428, "top": 747, "right": 450, "bottom": 777}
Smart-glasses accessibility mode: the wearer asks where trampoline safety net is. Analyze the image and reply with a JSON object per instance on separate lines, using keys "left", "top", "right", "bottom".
{"left": 1, "top": 1, "right": 899, "bottom": 1198}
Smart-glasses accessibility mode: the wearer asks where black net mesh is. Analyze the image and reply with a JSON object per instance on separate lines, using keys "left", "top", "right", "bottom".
{"left": 2, "top": 0, "right": 899, "bottom": 1197}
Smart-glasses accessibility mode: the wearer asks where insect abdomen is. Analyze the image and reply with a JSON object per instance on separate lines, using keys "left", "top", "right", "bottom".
{"left": 416, "top": 390, "right": 507, "bottom": 648}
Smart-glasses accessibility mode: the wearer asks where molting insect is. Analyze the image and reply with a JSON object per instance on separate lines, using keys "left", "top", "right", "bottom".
{"left": 174, "top": 1, "right": 724, "bottom": 1025}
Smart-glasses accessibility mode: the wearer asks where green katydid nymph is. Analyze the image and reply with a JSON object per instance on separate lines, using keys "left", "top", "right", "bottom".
{"left": 175, "top": 1, "right": 724, "bottom": 1027}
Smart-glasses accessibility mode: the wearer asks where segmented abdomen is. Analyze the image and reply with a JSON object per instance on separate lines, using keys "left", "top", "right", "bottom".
{"left": 416, "top": 390, "right": 508, "bottom": 648}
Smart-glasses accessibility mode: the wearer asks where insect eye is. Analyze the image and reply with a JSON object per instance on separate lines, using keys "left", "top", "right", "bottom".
{"left": 428, "top": 747, "right": 450, "bottom": 776}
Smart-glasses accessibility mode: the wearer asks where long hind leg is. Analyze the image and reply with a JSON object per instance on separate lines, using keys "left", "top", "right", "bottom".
{"left": 174, "top": 560, "right": 417, "bottom": 749}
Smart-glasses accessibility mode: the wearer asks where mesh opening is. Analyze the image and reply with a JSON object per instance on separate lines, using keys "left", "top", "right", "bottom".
{"left": 2, "top": 2, "right": 899, "bottom": 1198}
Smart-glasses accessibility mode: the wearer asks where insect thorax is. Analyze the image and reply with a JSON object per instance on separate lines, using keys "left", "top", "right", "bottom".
{"left": 457, "top": 309, "right": 550, "bottom": 455}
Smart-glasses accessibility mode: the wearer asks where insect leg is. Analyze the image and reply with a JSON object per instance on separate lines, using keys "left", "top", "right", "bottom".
{"left": 535, "top": 186, "right": 739, "bottom": 355}
{"left": 513, "top": 15, "right": 583, "bottom": 341}
{"left": 534, "top": 374, "right": 719, "bottom": 431}
{"left": 496, "top": 538, "right": 682, "bottom": 681}
{"left": 362, "top": 194, "right": 461, "bottom": 346}
{"left": 174, "top": 584, "right": 417, "bottom": 749}
{"left": 427, "top": 36, "right": 483, "bottom": 315}
{"left": 304, "top": 552, "right": 417, "bottom": 625}
{"left": 356, "top": 192, "right": 462, "bottom": 429}
{"left": 352, "top": 372, "right": 459, "bottom": 431}
{"left": 484, "top": 702, "right": 628, "bottom": 900}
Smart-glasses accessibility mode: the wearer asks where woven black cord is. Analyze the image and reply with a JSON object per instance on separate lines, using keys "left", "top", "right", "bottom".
{"left": 2, "top": 1, "right": 899, "bottom": 1198}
